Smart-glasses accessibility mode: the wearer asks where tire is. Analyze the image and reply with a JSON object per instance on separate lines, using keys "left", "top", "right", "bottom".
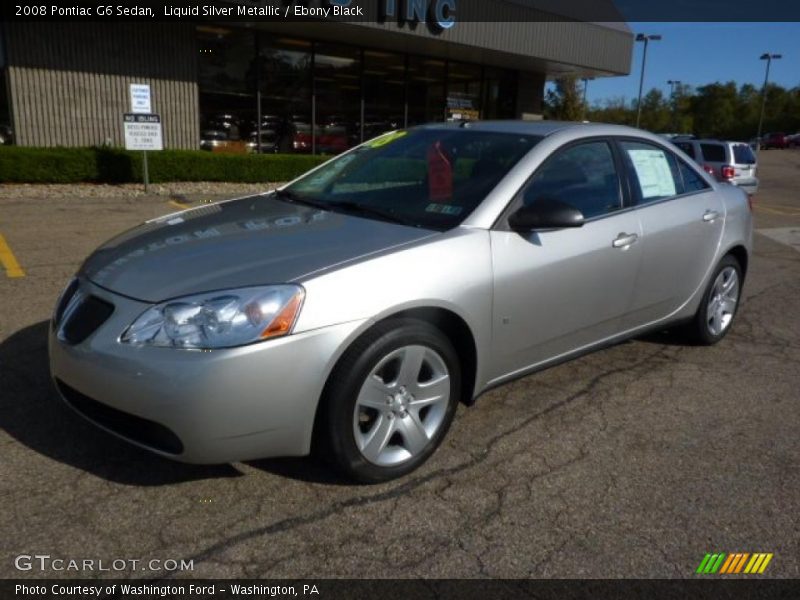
{"left": 686, "top": 254, "right": 743, "bottom": 345}
{"left": 317, "top": 318, "right": 461, "bottom": 483}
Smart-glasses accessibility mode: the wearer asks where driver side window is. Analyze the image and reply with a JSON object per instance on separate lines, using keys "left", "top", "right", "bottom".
{"left": 522, "top": 141, "right": 622, "bottom": 220}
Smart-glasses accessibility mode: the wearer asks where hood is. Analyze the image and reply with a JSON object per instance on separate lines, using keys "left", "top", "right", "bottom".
{"left": 81, "top": 194, "right": 437, "bottom": 302}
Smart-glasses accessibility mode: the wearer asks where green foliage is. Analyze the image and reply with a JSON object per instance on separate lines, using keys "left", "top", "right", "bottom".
{"left": 0, "top": 147, "right": 328, "bottom": 184}
{"left": 0, "top": 147, "right": 100, "bottom": 183}
{"left": 545, "top": 75, "right": 585, "bottom": 121}
{"left": 638, "top": 89, "right": 671, "bottom": 132}
{"left": 587, "top": 81, "right": 800, "bottom": 139}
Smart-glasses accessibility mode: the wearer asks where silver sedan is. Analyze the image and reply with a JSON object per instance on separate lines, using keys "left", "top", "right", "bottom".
{"left": 50, "top": 122, "right": 753, "bottom": 482}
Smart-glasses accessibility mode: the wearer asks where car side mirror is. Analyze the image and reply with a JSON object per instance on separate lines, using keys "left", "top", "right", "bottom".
{"left": 508, "top": 197, "right": 585, "bottom": 231}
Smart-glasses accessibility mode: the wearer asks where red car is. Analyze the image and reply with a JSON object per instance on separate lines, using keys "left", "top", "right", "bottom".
{"left": 761, "top": 132, "right": 788, "bottom": 149}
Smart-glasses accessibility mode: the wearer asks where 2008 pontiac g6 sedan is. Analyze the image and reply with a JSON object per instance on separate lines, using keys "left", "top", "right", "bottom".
{"left": 50, "top": 122, "right": 753, "bottom": 482}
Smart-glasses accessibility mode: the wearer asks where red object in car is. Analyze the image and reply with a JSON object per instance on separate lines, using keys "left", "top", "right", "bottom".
{"left": 427, "top": 141, "right": 453, "bottom": 201}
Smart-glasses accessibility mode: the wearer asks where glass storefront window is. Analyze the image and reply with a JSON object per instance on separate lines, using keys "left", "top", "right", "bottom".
{"left": 363, "top": 50, "right": 405, "bottom": 141}
{"left": 196, "top": 26, "right": 522, "bottom": 155}
{"left": 258, "top": 37, "right": 312, "bottom": 154}
{"left": 447, "top": 62, "right": 482, "bottom": 122}
{"left": 198, "top": 26, "right": 256, "bottom": 149}
{"left": 407, "top": 57, "right": 446, "bottom": 126}
{"left": 313, "top": 43, "right": 361, "bottom": 155}
{"left": 483, "top": 67, "right": 517, "bottom": 119}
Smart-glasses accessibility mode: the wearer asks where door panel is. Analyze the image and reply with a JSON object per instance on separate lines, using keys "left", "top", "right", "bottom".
{"left": 625, "top": 190, "right": 724, "bottom": 326}
{"left": 489, "top": 212, "right": 643, "bottom": 380}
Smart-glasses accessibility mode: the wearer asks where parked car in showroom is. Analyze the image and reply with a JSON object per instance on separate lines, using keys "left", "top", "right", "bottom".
{"left": 673, "top": 138, "right": 759, "bottom": 195}
{"left": 246, "top": 131, "right": 280, "bottom": 154}
{"left": 50, "top": 122, "right": 752, "bottom": 482}
{"left": 199, "top": 129, "right": 229, "bottom": 151}
{"left": 0, "top": 122, "right": 13, "bottom": 145}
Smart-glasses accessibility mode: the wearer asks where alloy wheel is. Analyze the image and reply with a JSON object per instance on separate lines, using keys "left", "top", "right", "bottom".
{"left": 352, "top": 345, "right": 451, "bottom": 466}
{"left": 706, "top": 266, "right": 739, "bottom": 336}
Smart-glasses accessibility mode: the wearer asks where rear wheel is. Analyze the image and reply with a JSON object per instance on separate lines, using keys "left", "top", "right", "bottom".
{"left": 687, "top": 254, "right": 742, "bottom": 345}
{"left": 318, "top": 319, "right": 461, "bottom": 483}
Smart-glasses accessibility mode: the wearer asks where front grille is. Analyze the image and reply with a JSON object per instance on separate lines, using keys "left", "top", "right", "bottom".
{"left": 60, "top": 295, "right": 114, "bottom": 345}
{"left": 56, "top": 379, "right": 184, "bottom": 455}
{"left": 53, "top": 278, "right": 80, "bottom": 329}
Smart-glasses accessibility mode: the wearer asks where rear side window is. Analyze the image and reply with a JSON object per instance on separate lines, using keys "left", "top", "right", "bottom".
{"left": 676, "top": 142, "right": 695, "bottom": 159}
{"left": 677, "top": 160, "right": 710, "bottom": 193}
{"left": 700, "top": 143, "right": 726, "bottom": 163}
{"left": 732, "top": 144, "right": 756, "bottom": 165}
{"left": 619, "top": 141, "right": 682, "bottom": 204}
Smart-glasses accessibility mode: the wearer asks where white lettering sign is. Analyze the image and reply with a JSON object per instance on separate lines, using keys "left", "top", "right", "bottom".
{"left": 129, "top": 84, "right": 151, "bottom": 114}
{"left": 123, "top": 113, "right": 163, "bottom": 151}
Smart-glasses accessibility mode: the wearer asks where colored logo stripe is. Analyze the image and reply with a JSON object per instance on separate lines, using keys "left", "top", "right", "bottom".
{"left": 697, "top": 553, "right": 773, "bottom": 574}
{"left": 696, "top": 553, "right": 726, "bottom": 574}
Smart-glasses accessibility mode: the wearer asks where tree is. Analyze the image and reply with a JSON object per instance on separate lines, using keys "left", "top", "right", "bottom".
{"left": 691, "top": 82, "right": 738, "bottom": 138}
{"left": 586, "top": 96, "right": 634, "bottom": 126}
{"left": 638, "top": 89, "right": 671, "bottom": 132}
{"left": 544, "top": 75, "right": 584, "bottom": 121}
{"left": 582, "top": 80, "right": 799, "bottom": 139}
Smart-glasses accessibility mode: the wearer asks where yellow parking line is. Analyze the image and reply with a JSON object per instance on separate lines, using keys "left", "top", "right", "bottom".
{"left": 755, "top": 205, "right": 800, "bottom": 216}
{"left": 758, "top": 202, "right": 800, "bottom": 211}
{"left": 169, "top": 200, "right": 191, "bottom": 210}
{"left": 0, "top": 233, "right": 25, "bottom": 278}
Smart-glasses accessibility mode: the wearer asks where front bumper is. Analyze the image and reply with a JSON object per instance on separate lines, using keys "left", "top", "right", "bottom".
{"left": 49, "top": 280, "right": 366, "bottom": 463}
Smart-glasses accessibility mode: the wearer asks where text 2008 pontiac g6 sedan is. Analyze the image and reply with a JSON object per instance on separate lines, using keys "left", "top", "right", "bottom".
{"left": 50, "top": 122, "right": 752, "bottom": 482}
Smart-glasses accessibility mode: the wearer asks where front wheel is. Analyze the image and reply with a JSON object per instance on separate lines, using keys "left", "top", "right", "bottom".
{"left": 318, "top": 319, "right": 461, "bottom": 483}
{"left": 687, "top": 255, "right": 743, "bottom": 345}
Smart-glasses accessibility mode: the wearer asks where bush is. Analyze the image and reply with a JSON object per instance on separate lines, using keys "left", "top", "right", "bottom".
{"left": 0, "top": 146, "right": 329, "bottom": 184}
{"left": 0, "top": 147, "right": 100, "bottom": 183}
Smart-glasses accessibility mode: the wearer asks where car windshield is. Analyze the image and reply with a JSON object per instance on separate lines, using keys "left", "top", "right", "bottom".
{"left": 283, "top": 128, "right": 541, "bottom": 230}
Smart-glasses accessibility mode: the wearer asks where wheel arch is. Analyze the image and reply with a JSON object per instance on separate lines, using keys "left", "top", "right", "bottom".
{"left": 725, "top": 244, "right": 749, "bottom": 280}
{"left": 309, "top": 306, "right": 480, "bottom": 458}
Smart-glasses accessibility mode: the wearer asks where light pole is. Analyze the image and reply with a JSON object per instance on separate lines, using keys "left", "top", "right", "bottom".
{"left": 635, "top": 33, "right": 662, "bottom": 128}
{"left": 582, "top": 77, "right": 594, "bottom": 120}
{"left": 756, "top": 53, "right": 782, "bottom": 151}
{"left": 668, "top": 79, "right": 681, "bottom": 132}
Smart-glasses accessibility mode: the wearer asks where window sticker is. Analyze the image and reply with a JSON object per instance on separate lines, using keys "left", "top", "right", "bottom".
{"left": 368, "top": 130, "right": 407, "bottom": 148}
{"left": 627, "top": 148, "right": 676, "bottom": 199}
{"left": 425, "top": 203, "right": 463, "bottom": 215}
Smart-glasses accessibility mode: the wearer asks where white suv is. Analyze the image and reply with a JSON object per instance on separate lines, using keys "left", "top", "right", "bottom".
{"left": 673, "top": 139, "right": 758, "bottom": 196}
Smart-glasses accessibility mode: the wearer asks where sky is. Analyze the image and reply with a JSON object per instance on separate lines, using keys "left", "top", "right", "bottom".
{"left": 581, "top": 22, "right": 800, "bottom": 106}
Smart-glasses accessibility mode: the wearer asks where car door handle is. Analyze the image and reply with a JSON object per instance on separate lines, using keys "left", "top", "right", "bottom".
{"left": 703, "top": 210, "right": 720, "bottom": 222}
{"left": 612, "top": 232, "right": 639, "bottom": 249}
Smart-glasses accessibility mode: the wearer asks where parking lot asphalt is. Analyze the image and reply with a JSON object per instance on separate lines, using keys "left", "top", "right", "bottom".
{"left": 0, "top": 152, "right": 798, "bottom": 580}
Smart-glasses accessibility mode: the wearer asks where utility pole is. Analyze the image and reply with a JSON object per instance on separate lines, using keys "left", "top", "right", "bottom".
{"left": 756, "top": 53, "right": 782, "bottom": 152}
{"left": 635, "top": 33, "right": 662, "bottom": 128}
{"left": 668, "top": 79, "right": 682, "bottom": 132}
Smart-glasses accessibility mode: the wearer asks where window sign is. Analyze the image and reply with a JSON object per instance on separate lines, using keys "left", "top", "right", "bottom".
{"left": 627, "top": 148, "right": 677, "bottom": 199}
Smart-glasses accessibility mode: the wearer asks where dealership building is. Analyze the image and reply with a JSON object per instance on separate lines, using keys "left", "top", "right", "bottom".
{"left": 0, "top": 5, "right": 632, "bottom": 153}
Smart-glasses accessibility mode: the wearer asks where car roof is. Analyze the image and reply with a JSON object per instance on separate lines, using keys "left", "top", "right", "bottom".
{"left": 688, "top": 138, "right": 752, "bottom": 146}
{"left": 416, "top": 120, "right": 652, "bottom": 138}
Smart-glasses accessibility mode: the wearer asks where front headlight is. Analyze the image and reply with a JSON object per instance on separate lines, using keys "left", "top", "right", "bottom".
{"left": 120, "top": 285, "right": 304, "bottom": 349}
